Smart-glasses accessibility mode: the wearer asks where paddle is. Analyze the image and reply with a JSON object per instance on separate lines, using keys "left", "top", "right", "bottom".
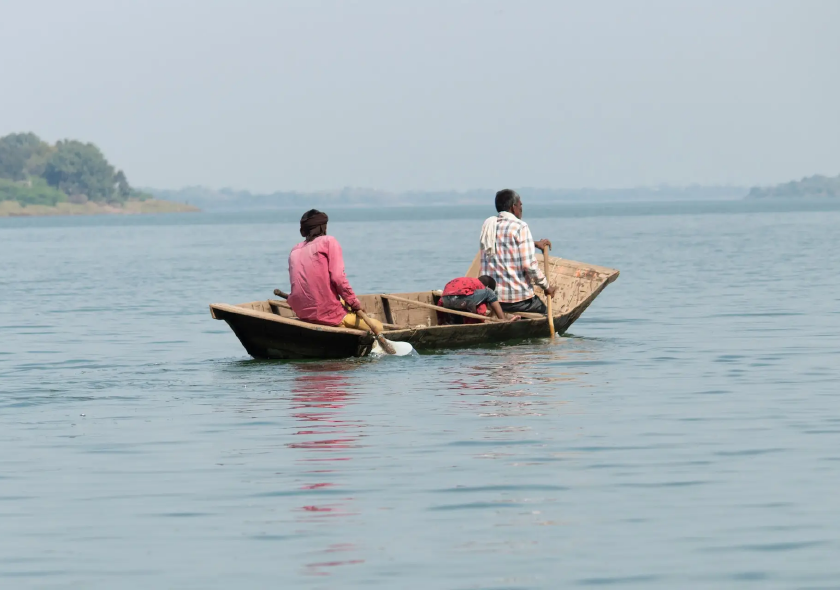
{"left": 355, "top": 309, "right": 397, "bottom": 355}
{"left": 380, "top": 294, "right": 503, "bottom": 323}
{"left": 543, "top": 246, "right": 555, "bottom": 338}
{"left": 273, "top": 289, "right": 400, "bottom": 355}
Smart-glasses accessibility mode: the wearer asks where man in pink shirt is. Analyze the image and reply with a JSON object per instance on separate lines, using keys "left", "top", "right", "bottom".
{"left": 287, "top": 209, "right": 383, "bottom": 332}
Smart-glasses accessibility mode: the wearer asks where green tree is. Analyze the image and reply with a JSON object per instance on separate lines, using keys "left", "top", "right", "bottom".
{"left": 748, "top": 173, "right": 840, "bottom": 198}
{"left": 0, "top": 132, "right": 52, "bottom": 181}
{"left": 114, "top": 169, "right": 131, "bottom": 199}
{"left": 0, "top": 178, "right": 67, "bottom": 206}
{"left": 43, "top": 140, "right": 118, "bottom": 202}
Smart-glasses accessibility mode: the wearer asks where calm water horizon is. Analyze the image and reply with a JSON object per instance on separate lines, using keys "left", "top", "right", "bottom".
{"left": 2, "top": 198, "right": 839, "bottom": 588}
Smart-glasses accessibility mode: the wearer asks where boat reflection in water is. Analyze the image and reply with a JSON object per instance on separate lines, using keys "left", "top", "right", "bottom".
{"left": 288, "top": 363, "right": 367, "bottom": 576}
{"left": 444, "top": 343, "right": 589, "bottom": 419}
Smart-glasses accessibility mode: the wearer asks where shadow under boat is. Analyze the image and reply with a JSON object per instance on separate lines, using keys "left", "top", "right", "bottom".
{"left": 209, "top": 254, "right": 620, "bottom": 360}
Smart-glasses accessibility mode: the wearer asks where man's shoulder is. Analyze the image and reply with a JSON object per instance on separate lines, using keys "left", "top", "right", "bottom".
{"left": 499, "top": 215, "right": 527, "bottom": 227}
{"left": 443, "top": 276, "right": 484, "bottom": 295}
{"left": 314, "top": 235, "right": 339, "bottom": 249}
{"left": 291, "top": 235, "right": 337, "bottom": 253}
{"left": 498, "top": 216, "right": 528, "bottom": 236}
{"left": 460, "top": 276, "right": 484, "bottom": 289}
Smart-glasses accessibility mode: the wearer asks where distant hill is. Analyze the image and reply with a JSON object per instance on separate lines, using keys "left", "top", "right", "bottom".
{"left": 0, "top": 132, "right": 197, "bottom": 216}
{"left": 144, "top": 184, "right": 746, "bottom": 212}
{"left": 748, "top": 174, "right": 840, "bottom": 199}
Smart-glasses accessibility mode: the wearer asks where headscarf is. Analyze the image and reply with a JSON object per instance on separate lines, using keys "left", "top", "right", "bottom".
{"left": 300, "top": 211, "right": 329, "bottom": 239}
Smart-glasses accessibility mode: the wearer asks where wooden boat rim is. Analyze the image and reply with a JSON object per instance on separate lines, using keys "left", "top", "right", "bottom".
{"left": 211, "top": 300, "right": 560, "bottom": 337}
{"left": 209, "top": 303, "right": 370, "bottom": 336}
{"left": 537, "top": 255, "right": 619, "bottom": 277}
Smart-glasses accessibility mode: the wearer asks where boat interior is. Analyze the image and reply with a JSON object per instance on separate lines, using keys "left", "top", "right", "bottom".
{"left": 227, "top": 254, "right": 619, "bottom": 332}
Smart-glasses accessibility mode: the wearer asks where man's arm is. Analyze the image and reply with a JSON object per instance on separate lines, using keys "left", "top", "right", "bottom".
{"left": 489, "top": 301, "right": 519, "bottom": 321}
{"left": 519, "top": 225, "right": 550, "bottom": 291}
{"left": 326, "top": 238, "right": 362, "bottom": 311}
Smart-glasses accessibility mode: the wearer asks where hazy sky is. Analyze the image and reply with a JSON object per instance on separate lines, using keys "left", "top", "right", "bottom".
{"left": 1, "top": 0, "right": 838, "bottom": 192}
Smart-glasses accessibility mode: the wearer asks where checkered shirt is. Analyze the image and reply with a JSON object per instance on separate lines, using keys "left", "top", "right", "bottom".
{"left": 480, "top": 215, "right": 549, "bottom": 303}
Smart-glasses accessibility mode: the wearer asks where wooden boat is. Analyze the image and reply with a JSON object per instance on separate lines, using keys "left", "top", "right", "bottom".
{"left": 209, "top": 254, "right": 619, "bottom": 359}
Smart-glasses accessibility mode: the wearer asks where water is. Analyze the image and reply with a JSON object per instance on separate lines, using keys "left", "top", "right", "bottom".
{"left": 2, "top": 199, "right": 839, "bottom": 589}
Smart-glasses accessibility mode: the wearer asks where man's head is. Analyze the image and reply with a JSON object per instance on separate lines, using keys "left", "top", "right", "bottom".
{"left": 495, "top": 189, "right": 522, "bottom": 218}
{"left": 300, "top": 209, "right": 328, "bottom": 240}
{"left": 478, "top": 275, "right": 497, "bottom": 291}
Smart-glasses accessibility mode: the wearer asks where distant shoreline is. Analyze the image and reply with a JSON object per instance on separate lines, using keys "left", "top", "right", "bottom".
{"left": 0, "top": 198, "right": 200, "bottom": 218}
{"left": 747, "top": 173, "right": 840, "bottom": 199}
{"left": 145, "top": 185, "right": 748, "bottom": 213}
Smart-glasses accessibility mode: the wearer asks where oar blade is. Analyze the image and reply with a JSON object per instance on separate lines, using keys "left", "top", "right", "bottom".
{"left": 371, "top": 339, "right": 415, "bottom": 357}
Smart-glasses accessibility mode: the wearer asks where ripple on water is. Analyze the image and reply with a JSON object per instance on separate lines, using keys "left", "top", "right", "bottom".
{"left": 3, "top": 204, "right": 840, "bottom": 587}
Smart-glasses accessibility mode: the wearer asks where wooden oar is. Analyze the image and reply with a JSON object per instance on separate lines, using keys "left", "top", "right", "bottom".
{"left": 380, "top": 294, "right": 503, "bottom": 323}
{"left": 273, "top": 289, "right": 397, "bottom": 355}
{"left": 355, "top": 310, "right": 397, "bottom": 355}
{"left": 543, "top": 246, "right": 555, "bottom": 338}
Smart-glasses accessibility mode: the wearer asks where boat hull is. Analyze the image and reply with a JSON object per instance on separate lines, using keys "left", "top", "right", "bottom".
{"left": 217, "top": 312, "right": 374, "bottom": 359}
{"left": 210, "top": 302, "right": 374, "bottom": 360}
{"left": 384, "top": 310, "right": 575, "bottom": 349}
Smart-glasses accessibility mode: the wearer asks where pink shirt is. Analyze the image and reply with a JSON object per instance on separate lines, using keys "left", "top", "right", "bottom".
{"left": 287, "top": 235, "right": 361, "bottom": 326}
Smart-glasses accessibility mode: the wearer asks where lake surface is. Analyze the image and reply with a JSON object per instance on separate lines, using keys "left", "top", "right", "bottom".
{"left": 2, "top": 199, "right": 839, "bottom": 589}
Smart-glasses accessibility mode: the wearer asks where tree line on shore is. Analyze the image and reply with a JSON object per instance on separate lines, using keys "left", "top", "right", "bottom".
{"left": 0, "top": 132, "right": 150, "bottom": 207}
{"left": 748, "top": 173, "right": 840, "bottom": 199}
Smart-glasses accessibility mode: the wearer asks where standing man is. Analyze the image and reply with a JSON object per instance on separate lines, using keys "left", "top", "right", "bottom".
{"left": 287, "top": 209, "right": 383, "bottom": 332}
{"left": 479, "top": 189, "right": 557, "bottom": 314}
